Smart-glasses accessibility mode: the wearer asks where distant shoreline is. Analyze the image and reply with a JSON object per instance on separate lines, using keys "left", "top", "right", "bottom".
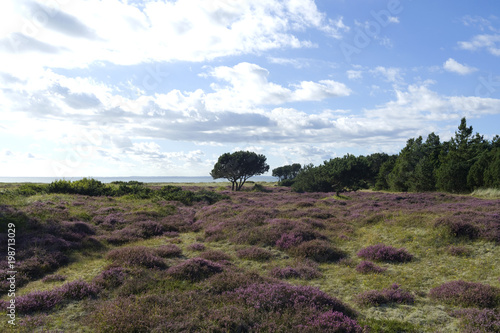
{"left": 0, "top": 176, "right": 278, "bottom": 184}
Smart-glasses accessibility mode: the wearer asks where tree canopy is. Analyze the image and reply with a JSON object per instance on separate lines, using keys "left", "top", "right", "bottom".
{"left": 210, "top": 151, "right": 270, "bottom": 191}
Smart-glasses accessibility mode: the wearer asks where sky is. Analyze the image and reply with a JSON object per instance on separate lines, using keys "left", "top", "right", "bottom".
{"left": 1, "top": 0, "right": 500, "bottom": 177}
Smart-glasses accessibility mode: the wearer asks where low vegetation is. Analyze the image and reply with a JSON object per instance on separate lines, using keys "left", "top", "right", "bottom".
{"left": 0, "top": 181, "right": 499, "bottom": 332}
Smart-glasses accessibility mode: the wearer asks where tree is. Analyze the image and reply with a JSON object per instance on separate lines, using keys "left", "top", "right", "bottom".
{"left": 272, "top": 163, "right": 302, "bottom": 185}
{"left": 210, "top": 151, "right": 270, "bottom": 191}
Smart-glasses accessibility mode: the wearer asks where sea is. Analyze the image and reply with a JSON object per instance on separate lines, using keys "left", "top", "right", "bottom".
{"left": 0, "top": 176, "right": 278, "bottom": 184}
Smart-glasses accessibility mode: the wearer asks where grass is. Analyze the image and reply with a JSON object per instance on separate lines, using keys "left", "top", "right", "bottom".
{"left": 1, "top": 185, "right": 499, "bottom": 332}
{"left": 471, "top": 188, "right": 500, "bottom": 199}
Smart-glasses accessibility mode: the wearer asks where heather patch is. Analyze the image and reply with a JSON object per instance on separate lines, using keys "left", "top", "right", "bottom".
{"left": 236, "top": 246, "right": 274, "bottom": 261}
{"left": 289, "top": 239, "right": 346, "bottom": 262}
{"left": 355, "top": 261, "right": 387, "bottom": 274}
{"left": 453, "top": 308, "right": 500, "bottom": 333}
{"left": 357, "top": 244, "right": 413, "bottom": 263}
{"left": 155, "top": 244, "right": 183, "bottom": 258}
{"left": 187, "top": 242, "right": 206, "bottom": 251}
{"left": 167, "top": 258, "right": 224, "bottom": 282}
{"left": 297, "top": 311, "right": 365, "bottom": 333}
{"left": 106, "top": 246, "right": 167, "bottom": 269}
{"left": 42, "top": 274, "right": 67, "bottom": 283}
{"left": 198, "top": 250, "right": 232, "bottom": 262}
{"left": 230, "top": 282, "right": 356, "bottom": 317}
{"left": 446, "top": 245, "right": 472, "bottom": 256}
{"left": 269, "top": 260, "right": 321, "bottom": 280}
{"left": 429, "top": 280, "right": 500, "bottom": 308}
{"left": 355, "top": 283, "right": 415, "bottom": 307}
{"left": 93, "top": 267, "right": 127, "bottom": 289}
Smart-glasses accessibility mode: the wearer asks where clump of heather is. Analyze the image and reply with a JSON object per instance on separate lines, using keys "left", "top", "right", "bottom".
{"left": 206, "top": 270, "right": 269, "bottom": 294}
{"left": 106, "top": 246, "right": 167, "bottom": 269}
{"left": 290, "top": 240, "right": 346, "bottom": 263}
{"left": 270, "top": 260, "right": 322, "bottom": 280}
{"left": 429, "top": 280, "right": 500, "bottom": 308}
{"left": 275, "top": 232, "right": 305, "bottom": 250}
{"left": 357, "top": 244, "right": 413, "bottom": 263}
{"left": 355, "top": 261, "right": 387, "bottom": 274}
{"left": 42, "top": 274, "right": 66, "bottom": 283}
{"left": 236, "top": 246, "right": 273, "bottom": 261}
{"left": 15, "top": 290, "right": 63, "bottom": 314}
{"left": 155, "top": 244, "right": 183, "bottom": 258}
{"left": 269, "top": 266, "right": 301, "bottom": 279}
{"left": 199, "top": 250, "right": 232, "bottom": 263}
{"left": 187, "top": 242, "right": 206, "bottom": 251}
{"left": 93, "top": 267, "right": 127, "bottom": 289}
{"left": 453, "top": 308, "right": 500, "bottom": 333}
{"left": 297, "top": 311, "right": 365, "bottom": 333}
{"left": 231, "top": 282, "right": 356, "bottom": 317}
{"left": 167, "top": 258, "right": 223, "bottom": 282}
{"left": 447, "top": 245, "right": 472, "bottom": 256}
{"left": 59, "top": 279, "right": 100, "bottom": 300}
{"left": 355, "top": 283, "right": 415, "bottom": 307}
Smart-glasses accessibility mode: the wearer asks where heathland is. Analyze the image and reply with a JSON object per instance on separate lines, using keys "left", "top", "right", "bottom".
{"left": 0, "top": 181, "right": 499, "bottom": 332}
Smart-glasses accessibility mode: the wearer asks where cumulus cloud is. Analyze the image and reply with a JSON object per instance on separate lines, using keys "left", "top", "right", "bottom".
{"left": 458, "top": 34, "right": 500, "bottom": 56}
{"left": 443, "top": 58, "right": 478, "bottom": 75}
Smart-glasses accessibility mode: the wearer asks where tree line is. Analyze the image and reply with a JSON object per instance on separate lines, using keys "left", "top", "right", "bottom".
{"left": 279, "top": 118, "right": 499, "bottom": 194}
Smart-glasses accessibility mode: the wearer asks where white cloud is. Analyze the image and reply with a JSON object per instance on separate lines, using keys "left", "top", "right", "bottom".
{"left": 371, "top": 66, "right": 403, "bottom": 83}
{"left": 0, "top": 0, "right": 346, "bottom": 76}
{"left": 346, "top": 70, "right": 363, "bottom": 80}
{"left": 443, "top": 58, "right": 478, "bottom": 75}
{"left": 458, "top": 34, "right": 500, "bottom": 56}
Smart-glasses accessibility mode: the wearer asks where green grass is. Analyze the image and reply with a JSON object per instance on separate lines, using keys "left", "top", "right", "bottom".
{"left": 471, "top": 188, "right": 500, "bottom": 199}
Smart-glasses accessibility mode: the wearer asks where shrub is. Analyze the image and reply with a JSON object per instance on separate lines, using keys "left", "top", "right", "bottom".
{"left": 206, "top": 271, "right": 267, "bottom": 294}
{"left": 167, "top": 258, "right": 223, "bottom": 282}
{"left": 236, "top": 247, "right": 273, "bottom": 261}
{"left": 447, "top": 245, "right": 472, "bottom": 256}
{"left": 15, "top": 290, "right": 63, "bottom": 314}
{"left": 269, "top": 266, "right": 301, "bottom": 279}
{"left": 155, "top": 244, "right": 183, "bottom": 258}
{"left": 199, "top": 250, "right": 232, "bottom": 263}
{"left": 453, "top": 308, "right": 500, "bottom": 333}
{"left": 42, "top": 274, "right": 66, "bottom": 283}
{"left": 93, "top": 267, "right": 127, "bottom": 289}
{"left": 231, "top": 282, "right": 356, "bottom": 317}
{"left": 357, "top": 244, "right": 413, "bottom": 263}
{"left": 106, "top": 246, "right": 167, "bottom": 269}
{"left": 59, "top": 280, "right": 100, "bottom": 300}
{"left": 355, "top": 261, "right": 387, "bottom": 274}
{"left": 355, "top": 283, "right": 415, "bottom": 307}
{"left": 429, "top": 280, "right": 500, "bottom": 308}
{"left": 297, "top": 311, "right": 365, "bottom": 333}
{"left": 290, "top": 240, "right": 346, "bottom": 262}
{"left": 187, "top": 243, "right": 206, "bottom": 251}
{"left": 269, "top": 260, "right": 322, "bottom": 280}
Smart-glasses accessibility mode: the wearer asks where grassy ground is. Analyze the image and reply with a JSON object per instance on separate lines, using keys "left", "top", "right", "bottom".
{"left": 0, "top": 185, "right": 498, "bottom": 332}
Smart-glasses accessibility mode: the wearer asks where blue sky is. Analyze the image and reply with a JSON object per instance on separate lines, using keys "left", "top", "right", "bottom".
{"left": 1, "top": 0, "right": 499, "bottom": 177}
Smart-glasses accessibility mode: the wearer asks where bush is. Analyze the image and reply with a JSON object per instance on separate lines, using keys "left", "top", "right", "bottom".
{"left": 42, "top": 274, "right": 66, "bottom": 283}
{"left": 429, "top": 280, "right": 500, "bottom": 308}
{"left": 93, "top": 267, "right": 127, "bottom": 289}
{"left": 357, "top": 244, "right": 413, "bottom": 263}
{"left": 290, "top": 240, "right": 346, "bottom": 262}
{"left": 297, "top": 311, "right": 365, "bottom": 333}
{"left": 15, "top": 290, "right": 63, "bottom": 314}
{"left": 206, "top": 271, "right": 267, "bottom": 294}
{"left": 355, "top": 261, "right": 387, "bottom": 274}
{"left": 199, "top": 250, "right": 232, "bottom": 263}
{"left": 355, "top": 283, "right": 415, "bottom": 307}
{"left": 236, "top": 247, "right": 273, "bottom": 261}
{"left": 59, "top": 280, "right": 100, "bottom": 300}
{"left": 231, "top": 282, "right": 356, "bottom": 317}
{"left": 106, "top": 246, "right": 167, "bottom": 269}
{"left": 453, "top": 308, "right": 500, "bottom": 333}
{"left": 155, "top": 244, "right": 183, "bottom": 258}
{"left": 187, "top": 243, "right": 206, "bottom": 251}
{"left": 447, "top": 245, "right": 472, "bottom": 256}
{"left": 269, "top": 260, "right": 322, "bottom": 280}
{"left": 167, "top": 258, "right": 223, "bottom": 282}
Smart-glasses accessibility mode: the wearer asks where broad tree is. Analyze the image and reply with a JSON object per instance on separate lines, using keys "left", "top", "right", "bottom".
{"left": 210, "top": 151, "right": 270, "bottom": 191}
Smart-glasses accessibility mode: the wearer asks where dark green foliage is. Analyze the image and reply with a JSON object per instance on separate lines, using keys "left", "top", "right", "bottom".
{"left": 292, "top": 155, "right": 370, "bottom": 194}
{"left": 273, "top": 163, "right": 302, "bottom": 186}
{"left": 210, "top": 151, "right": 270, "bottom": 191}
